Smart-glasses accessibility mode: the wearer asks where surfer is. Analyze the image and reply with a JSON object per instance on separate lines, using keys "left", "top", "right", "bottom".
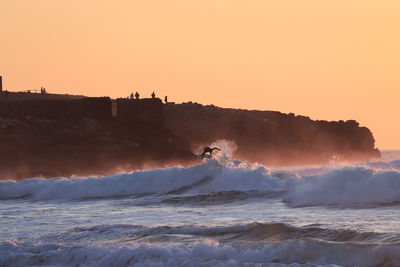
{"left": 201, "top": 147, "right": 220, "bottom": 158}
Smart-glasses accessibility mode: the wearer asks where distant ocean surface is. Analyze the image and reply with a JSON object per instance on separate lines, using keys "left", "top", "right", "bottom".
{"left": 1, "top": 143, "right": 400, "bottom": 266}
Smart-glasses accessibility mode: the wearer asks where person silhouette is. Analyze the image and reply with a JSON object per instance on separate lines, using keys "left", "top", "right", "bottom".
{"left": 164, "top": 96, "right": 168, "bottom": 103}
{"left": 135, "top": 92, "right": 140, "bottom": 99}
{"left": 151, "top": 92, "right": 155, "bottom": 98}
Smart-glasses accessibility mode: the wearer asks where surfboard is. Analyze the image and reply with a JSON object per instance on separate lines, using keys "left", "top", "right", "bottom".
{"left": 195, "top": 153, "right": 213, "bottom": 159}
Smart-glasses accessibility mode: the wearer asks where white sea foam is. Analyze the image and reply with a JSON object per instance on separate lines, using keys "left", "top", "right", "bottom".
{"left": 52, "top": 222, "right": 399, "bottom": 246}
{"left": 2, "top": 149, "right": 400, "bottom": 208}
{"left": 0, "top": 159, "right": 286, "bottom": 201}
{"left": 2, "top": 239, "right": 400, "bottom": 267}
{"left": 367, "top": 159, "right": 400, "bottom": 171}
{"left": 284, "top": 167, "right": 400, "bottom": 207}
{"left": 2, "top": 150, "right": 400, "bottom": 266}
{"left": 0, "top": 162, "right": 221, "bottom": 200}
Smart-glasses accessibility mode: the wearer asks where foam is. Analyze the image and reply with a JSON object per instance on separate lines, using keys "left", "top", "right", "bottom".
{"left": 51, "top": 222, "right": 400, "bottom": 246}
{"left": 367, "top": 159, "right": 400, "bottom": 171}
{"left": 2, "top": 239, "right": 400, "bottom": 266}
{"left": 0, "top": 156, "right": 285, "bottom": 201}
{"left": 2, "top": 148, "right": 400, "bottom": 208}
{"left": 0, "top": 162, "right": 222, "bottom": 200}
{"left": 284, "top": 167, "right": 400, "bottom": 207}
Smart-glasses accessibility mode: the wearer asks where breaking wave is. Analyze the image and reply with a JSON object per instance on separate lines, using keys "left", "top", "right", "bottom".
{"left": 2, "top": 230, "right": 400, "bottom": 267}
{"left": 2, "top": 149, "right": 400, "bottom": 208}
{"left": 284, "top": 167, "right": 400, "bottom": 207}
{"left": 47, "top": 222, "right": 400, "bottom": 245}
{"left": 367, "top": 159, "right": 400, "bottom": 171}
{"left": 0, "top": 160, "right": 284, "bottom": 201}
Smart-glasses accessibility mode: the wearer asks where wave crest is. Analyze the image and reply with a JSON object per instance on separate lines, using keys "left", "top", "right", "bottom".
{"left": 284, "top": 167, "right": 400, "bottom": 207}
{"left": 2, "top": 236, "right": 400, "bottom": 267}
{"left": 2, "top": 155, "right": 400, "bottom": 208}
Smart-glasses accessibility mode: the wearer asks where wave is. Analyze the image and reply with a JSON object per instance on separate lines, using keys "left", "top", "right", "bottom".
{"left": 2, "top": 236, "right": 400, "bottom": 266}
{"left": 284, "top": 167, "right": 400, "bottom": 207}
{"left": 0, "top": 161, "right": 223, "bottom": 200}
{"left": 2, "top": 153, "right": 400, "bottom": 208}
{"left": 0, "top": 160, "right": 285, "bottom": 201}
{"left": 160, "top": 190, "right": 281, "bottom": 206}
{"left": 367, "top": 159, "right": 400, "bottom": 171}
{"left": 55, "top": 222, "right": 400, "bottom": 245}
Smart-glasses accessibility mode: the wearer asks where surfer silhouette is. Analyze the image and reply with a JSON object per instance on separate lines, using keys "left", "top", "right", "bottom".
{"left": 201, "top": 147, "right": 220, "bottom": 158}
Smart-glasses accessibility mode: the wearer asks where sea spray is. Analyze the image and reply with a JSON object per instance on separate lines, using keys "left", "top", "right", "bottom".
{"left": 1, "top": 148, "right": 400, "bottom": 207}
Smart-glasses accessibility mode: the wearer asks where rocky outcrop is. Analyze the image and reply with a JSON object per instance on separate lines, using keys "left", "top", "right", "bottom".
{"left": 116, "top": 98, "right": 163, "bottom": 126}
{"left": 164, "top": 102, "right": 380, "bottom": 166}
{"left": 0, "top": 116, "right": 196, "bottom": 180}
{"left": 0, "top": 94, "right": 197, "bottom": 180}
{"left": 0, "top": 92, "right": 381, "bottom": 179}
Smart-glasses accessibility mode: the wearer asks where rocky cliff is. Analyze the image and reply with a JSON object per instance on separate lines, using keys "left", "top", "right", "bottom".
{"left": 0, "top": 93, "right": 381, "bottom": 179}
{"left": 164, "top": 102, "right": 380, "bottom": 166}
{"left": 0, "top": 94, "right": 196, "bottom": 180}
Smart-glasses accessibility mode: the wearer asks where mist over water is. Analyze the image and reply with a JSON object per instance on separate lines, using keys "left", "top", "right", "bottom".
{"left": 1, "top": 142, "right": 400, "bottom": 266}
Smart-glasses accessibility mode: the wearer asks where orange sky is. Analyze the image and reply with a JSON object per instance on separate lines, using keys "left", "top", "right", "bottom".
{"left": 1, "top": 0, "right": 399, "bottom": 149}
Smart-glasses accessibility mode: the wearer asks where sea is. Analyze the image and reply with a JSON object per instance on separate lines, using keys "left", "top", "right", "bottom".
{"left": 1, "top": 141, "right": 400, "bottom": 266}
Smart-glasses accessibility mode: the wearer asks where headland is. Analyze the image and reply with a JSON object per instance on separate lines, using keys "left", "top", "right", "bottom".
{"left": 0, "top": 86, "right": 380, "bottom": 179}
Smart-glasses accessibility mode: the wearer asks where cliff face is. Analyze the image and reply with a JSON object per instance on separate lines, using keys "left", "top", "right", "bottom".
{"left": 0, "top": 116, "right": 195, "bottom": 180}
{"left": 164, "top": 102, "right": 380, "bottom": 165}
{"left": 116, "top": 98, "right": 163, "bottom": 126}
{"left": 0, "top": 92, "right": 381, "bottom": 179}
{"left": 0, "top": 94, "right": 196, "bottom": 180}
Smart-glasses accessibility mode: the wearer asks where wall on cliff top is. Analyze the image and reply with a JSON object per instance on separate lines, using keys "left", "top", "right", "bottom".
{"left": 0, "top": 93, "right": 164, "bottom": 126}
{"left": 0, "top": 94, "right": 111, "bottom": 120}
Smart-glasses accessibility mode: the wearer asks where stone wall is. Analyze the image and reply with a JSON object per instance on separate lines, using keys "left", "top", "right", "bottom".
{"left": 0, "top": 93, "right": 164, "bottom": 126}
{"left": 0, "top": 96, "right": 111, "bottom": 120}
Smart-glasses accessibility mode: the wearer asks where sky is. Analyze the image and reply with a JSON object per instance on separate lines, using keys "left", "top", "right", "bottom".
{"left": 0, "top": 0, "right": 399, "bottom": 149}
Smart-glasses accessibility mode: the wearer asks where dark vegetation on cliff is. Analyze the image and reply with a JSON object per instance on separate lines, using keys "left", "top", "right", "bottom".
{"left": 164, "top": 102, "right": 380, "bottom": 166}
{"left": 0, "top": 92, "right": 380, "bottom": 179}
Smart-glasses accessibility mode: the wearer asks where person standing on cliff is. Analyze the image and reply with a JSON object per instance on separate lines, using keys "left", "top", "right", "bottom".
{"left": 151, "top": 92, "right": 155, "bottom": 99}
{"left": 130, "top": 93, "right": 134, "bottom": 99}
{"left": 135, "top": 92, "right": 140, "bottom": 99}
{"left": 164, "top": 96, "right": 168, "bottom": 104}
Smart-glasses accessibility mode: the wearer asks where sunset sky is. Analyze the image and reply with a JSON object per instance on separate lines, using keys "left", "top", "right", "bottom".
{"left": 1, "top": 1, "right": 399, "bottom": 149}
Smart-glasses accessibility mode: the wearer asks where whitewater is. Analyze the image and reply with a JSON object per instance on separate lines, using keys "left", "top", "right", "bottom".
{"left": 1, "top": 143, "right": 400, "bottom": 266}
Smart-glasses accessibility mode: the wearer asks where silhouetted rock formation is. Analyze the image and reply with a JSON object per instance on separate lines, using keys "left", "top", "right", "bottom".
{"left": 164, "top": 102, "right": 380, "bottom": 166}
{"left": 0, "top": 92, "right": 381, "bottom": 179}
{"left": 116, "top": 98, "right": 163, "bottom": 126}
{"left": 0, "top": 97, "right": 111, "bottom": 119}
{"left": 0, "top": 93, "right": 196, "bottom": 180}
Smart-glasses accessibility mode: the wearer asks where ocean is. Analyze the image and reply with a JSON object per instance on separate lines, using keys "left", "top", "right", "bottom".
{"left": 1, "top": 143, "right": 400, "bottom": 266}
